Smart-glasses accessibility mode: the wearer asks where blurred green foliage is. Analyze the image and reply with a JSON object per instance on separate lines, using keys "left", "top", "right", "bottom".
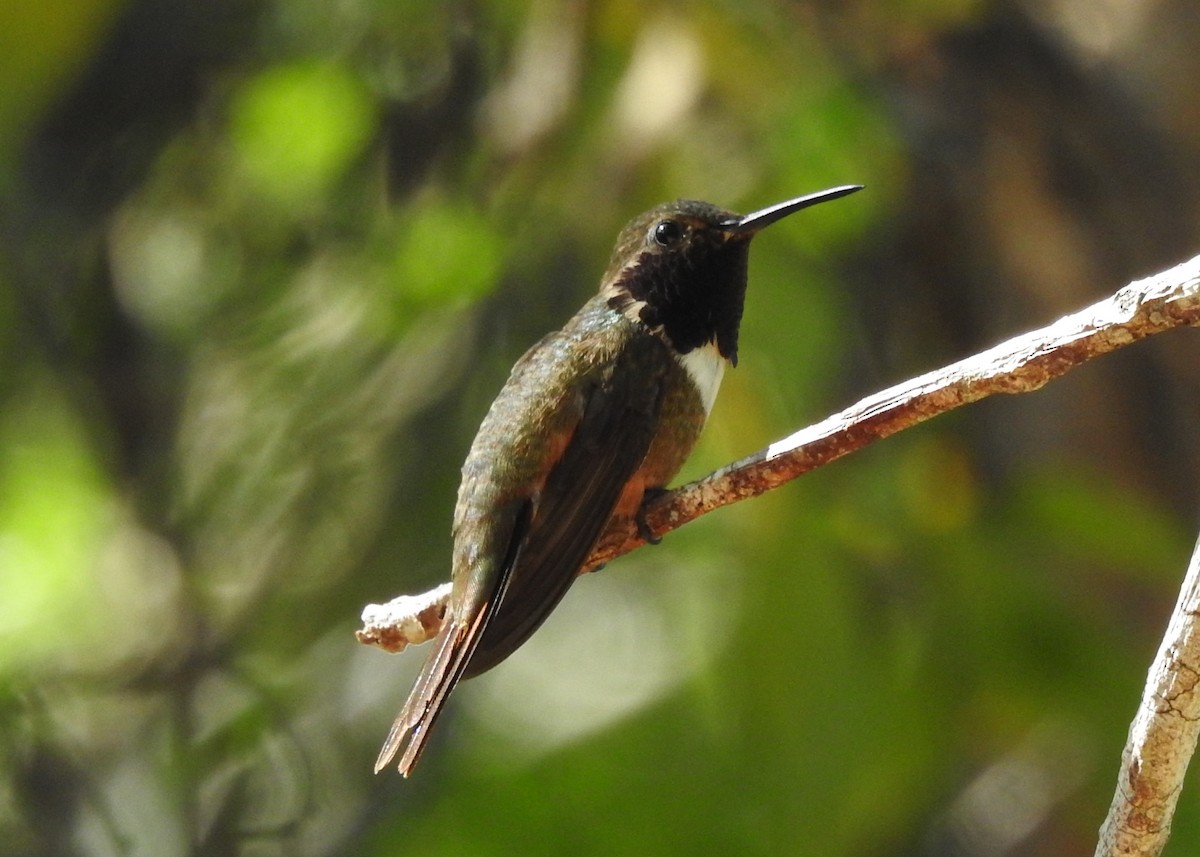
{"left": 231, "top": 61, "right": 377, "bottom": 204}
{"left": 0, "top": 383, "right": 110, "bottom": 670}
{"left": 1, "top": 1, "right": 1199, "bottom": 856}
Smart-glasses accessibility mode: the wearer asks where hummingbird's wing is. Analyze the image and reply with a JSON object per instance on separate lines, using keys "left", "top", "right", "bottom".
{"left": 462, "top": 332, "right": 668, "bottom": 677}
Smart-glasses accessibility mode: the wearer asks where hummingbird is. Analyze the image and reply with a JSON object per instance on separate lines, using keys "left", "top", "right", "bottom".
{"left": 376, "top": 184, "right": 862, "bottom": 775}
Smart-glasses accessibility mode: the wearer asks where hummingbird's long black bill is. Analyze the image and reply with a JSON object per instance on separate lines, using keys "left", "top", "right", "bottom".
{"left": 722, "top": 184, "right": 863, "bottom": 234}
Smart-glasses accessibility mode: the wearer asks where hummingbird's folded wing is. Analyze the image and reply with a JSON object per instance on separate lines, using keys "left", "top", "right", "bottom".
{"left": 461, "top": 333, "right": 669, "bottom": 678}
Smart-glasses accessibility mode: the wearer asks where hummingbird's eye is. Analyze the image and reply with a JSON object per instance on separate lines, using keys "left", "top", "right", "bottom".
{"left": 652, "top": 220, "right": 684, "bottom": 247}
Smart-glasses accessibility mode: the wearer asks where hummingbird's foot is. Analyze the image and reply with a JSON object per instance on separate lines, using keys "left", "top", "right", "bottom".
{"left": 636, "top": 488, "right": 669, "bottom": 545}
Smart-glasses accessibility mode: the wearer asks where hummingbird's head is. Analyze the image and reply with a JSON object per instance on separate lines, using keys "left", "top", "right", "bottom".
{"left": 601, "top": 185, "right": 861, "bottom": 366}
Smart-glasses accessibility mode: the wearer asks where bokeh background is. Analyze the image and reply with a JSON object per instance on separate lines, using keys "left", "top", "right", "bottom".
{"left": 3, "top": 1, "right": 1200, "bottom": 855}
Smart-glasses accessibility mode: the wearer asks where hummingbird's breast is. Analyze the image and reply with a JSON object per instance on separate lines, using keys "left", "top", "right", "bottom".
{"left": 608, "top": 327, "right": 712, "bottom": 523}
{"left": 675, "top": 342, "right": 725, "bottom": 415}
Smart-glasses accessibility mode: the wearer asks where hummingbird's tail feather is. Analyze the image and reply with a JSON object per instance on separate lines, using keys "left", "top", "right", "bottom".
{"left": 375, "top": 500, "right": 530, "bottom": 776}
{"left": 373, "top": 605, "right": 489, "bottom": 776}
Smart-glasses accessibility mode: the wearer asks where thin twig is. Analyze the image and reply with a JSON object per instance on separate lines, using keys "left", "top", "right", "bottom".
{"left": 359, "top": 252, "right": 1200, "bottom": 651}
{"left": 1094, "top": 534, "right": 1200, "bottom": 857}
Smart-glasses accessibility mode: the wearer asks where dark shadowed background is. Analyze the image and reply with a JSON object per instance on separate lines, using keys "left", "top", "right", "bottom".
{"left": 2, "top": 1, "right": 1200, "bottom": 855}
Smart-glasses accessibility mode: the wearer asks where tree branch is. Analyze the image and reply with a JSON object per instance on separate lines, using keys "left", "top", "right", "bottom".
{"left": 1094, "top": 533, "right": 1200, "bottom": 857}
{"left": 357, "top": 253, "right": 1200, "bottom": 655}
